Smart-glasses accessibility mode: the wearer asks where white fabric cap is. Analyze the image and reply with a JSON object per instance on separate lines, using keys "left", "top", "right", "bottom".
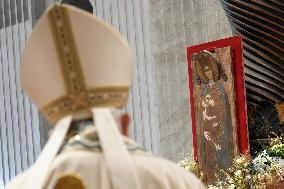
{"left": 21, "top": 4, "right": 133, "bottom": 124}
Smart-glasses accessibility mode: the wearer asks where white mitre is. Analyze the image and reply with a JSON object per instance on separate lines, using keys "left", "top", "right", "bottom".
{"left": 22, "top": 3, "right": 132, "bottom": 124}
{"left": 6, "top": 4, "right": 141, "bottom": 189}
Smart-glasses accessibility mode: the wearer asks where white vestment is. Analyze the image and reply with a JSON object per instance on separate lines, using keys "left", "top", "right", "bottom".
{"left": 5, "top": 109, "right": 204, "bottom": 189}
{"left": 6, "top": 146, "right": 204, "bottom": 189}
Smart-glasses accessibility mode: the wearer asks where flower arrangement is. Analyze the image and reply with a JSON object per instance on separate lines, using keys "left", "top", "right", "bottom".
{"left": 179, "top": 138, "right": 284, "bottom": 189}
{"left": 178, "top": 154, "right": 204, "bottom": 181}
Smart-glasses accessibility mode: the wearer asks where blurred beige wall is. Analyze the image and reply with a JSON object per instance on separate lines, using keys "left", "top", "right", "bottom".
{"left": 149, "top": 0, "right": 232, "bottom": 161}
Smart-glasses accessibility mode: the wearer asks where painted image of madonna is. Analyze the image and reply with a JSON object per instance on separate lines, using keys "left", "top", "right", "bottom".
{"left": 194, "top": 51, "right": 236, "bottom": 185}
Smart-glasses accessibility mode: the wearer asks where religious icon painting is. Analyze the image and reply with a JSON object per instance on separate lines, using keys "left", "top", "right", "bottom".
{"left": 187, "top": 36, "right": 249, "bottom": 185}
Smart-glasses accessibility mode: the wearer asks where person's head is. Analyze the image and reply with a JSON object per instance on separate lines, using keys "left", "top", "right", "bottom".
{"left": 49, "top": 108, "right": 130, "bottom": 138}
{"left": 194, "top": 51, "right": 220, "bottom": 83}
{"left": 71, "top": 108, "right": 129, "bottom": 136}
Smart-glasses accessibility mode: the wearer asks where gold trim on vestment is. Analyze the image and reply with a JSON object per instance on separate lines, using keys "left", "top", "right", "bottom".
{"left": 46, "top": 5, "right": 129, "bottom": 123}
{"left": 53, "top": 173, "right": 86, "bottom": 189}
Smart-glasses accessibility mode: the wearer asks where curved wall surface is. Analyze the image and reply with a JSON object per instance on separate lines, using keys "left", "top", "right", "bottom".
{"left": 220, "top": 0, "right": 284, "bottom": 105}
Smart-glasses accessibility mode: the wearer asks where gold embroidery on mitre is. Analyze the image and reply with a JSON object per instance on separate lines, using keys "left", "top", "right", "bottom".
{"left": 46, "top": 5, "right": 129, "bottom": 123}
{"left": 53, "top": 173, "right": 86, "bottom": 189}
{"left": 41, "top": 86, "right": 129, "bottom": 123}
{"left": 48, "top": 5, "right": 87, "bottom": 94}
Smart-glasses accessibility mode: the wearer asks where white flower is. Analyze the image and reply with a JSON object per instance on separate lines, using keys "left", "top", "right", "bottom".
{"left": 228, "top": 184, "right": 235, "bottom": 189}
{"left": 235, "top": 170, "right": 242, "bottom": 177}
{"left": 235, "top": 158, "right": 243, "bottom": 164}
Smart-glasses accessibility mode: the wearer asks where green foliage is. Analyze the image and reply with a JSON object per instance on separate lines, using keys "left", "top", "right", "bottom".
{"left": 269, "top": 144, "right": 284, "bottom": 157}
